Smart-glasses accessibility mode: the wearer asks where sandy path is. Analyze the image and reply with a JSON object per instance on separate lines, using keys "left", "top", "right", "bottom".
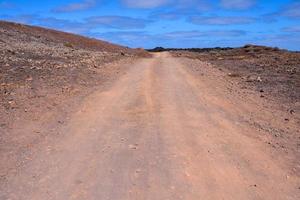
{"left": 1, "top": 52, "right": 299, "bottom": 199}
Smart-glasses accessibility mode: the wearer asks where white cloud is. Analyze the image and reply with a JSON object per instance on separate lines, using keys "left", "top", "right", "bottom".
{"left": 0, "top": 1, "right": 16, "bottom": 9}
{"left": 220, "top": 0, "right": 256, "bottom": 9}
{"left": 282, "top": 26, "right": 300, "bottom": 33}
{"left": 189, "top": 16, "right": 255, "bottom": 25}
{"left": 281, "top": 2, "right": 300, "bottom": 19}
{"left": 121, "top": 0, "right": 171, "bottom": 8}
{"left": 53, "top": 0, "right": 96, "bottom": 12}
{"left": 165, "top": 30, "right": 246, "bottom": 38}
{"left": 86, "top": 16, "right": 152, "bottom": 29}
{"left": 122, "top": 0, "right": 211, "bottom": 10}
{"left": 175, "top": 0, "right": 211, "bottom": 10}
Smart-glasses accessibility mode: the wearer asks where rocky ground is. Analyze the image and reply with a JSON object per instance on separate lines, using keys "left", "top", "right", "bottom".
{"left": 0, "top": 21, "right": 149, "bottom": 176}
{"left": 0, "top": 20, "right": 148, "bottom": 125}
{"left": 170, "top": 45, "right": 300, "bottom": 109}
{"left": 1, "top": 52, "right": 299, "bottom": 199}
{"left": 170, "top": 46, "right": 300, "bottom": 175}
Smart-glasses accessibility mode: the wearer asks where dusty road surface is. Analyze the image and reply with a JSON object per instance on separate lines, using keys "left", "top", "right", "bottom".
{"left": 1, "top": 52, "right": 299, "bottom": 200}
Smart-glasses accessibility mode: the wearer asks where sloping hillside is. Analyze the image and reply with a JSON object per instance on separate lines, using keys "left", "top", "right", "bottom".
{"left": 0, "top": 21, "right": 148, "bottom": 149}
{"left": 0, "top": 20, "right": 133, "bottom": 52}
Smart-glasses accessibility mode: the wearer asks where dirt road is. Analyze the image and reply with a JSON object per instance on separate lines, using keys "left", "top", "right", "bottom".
{"left": 1, "top": 52, "right": 299, "bottom": 199}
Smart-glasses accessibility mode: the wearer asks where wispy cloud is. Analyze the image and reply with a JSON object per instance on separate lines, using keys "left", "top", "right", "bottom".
{"left": 37, "top": 17, "right": 92, "bottom": 33}
{"left": 1, "top": 14, "right": 92, "bottom": 33}
{"left": 254, "top": 33, "right": 300, "bottom": 51}
{"left": 86, "top": 16, "right": 151, "bottom": 29}
{"left": 122, "top": 0, "right": 211, "bottom": 10}
{"left": 121, "top": 0, "right": 171, "bottom": 8}
{"left": 220, "top": 0, "right": 256, "bottom": 9}
{"left": 96, "top": 31, "right": 150, "bottom": 41}
{"left": 2, "top": 14, "right": 151, "bottom": 34}
{"left": 174, "top": 0, "right": 211, "bottom": 10}
{"left": 188, "top": 16, "right": 256, "bottom": 25}
{"left": 280, "top": 2, "right": 300, "bottom": 19}
{"left": 150, "top": 9, "right": 197, "bottom": 21}
{"left": 282, "top": 26, "right": 300, "bottom": 33}
{"left": 96, "top": 29, "right": 246, "bottom": 41}
{"left": 1, "top": 0, "right": 299, "bottom": 50}
{"left": 53, "top": 0, "right": 96, "bottom": 13}
{"left": 1, "top": 14, "right": 38, "bottom": 24}
{"left": 260, "top": 1, "right": 300, "bottom": 23}
{"left": 0, "top": 1, "right": 16, "bottom": 9}
{"left": 164, "top": 30, "right": 246, "bottom": 38}
{"left": 149, "top": 0, "right": 211, "bottom": 21}
{"left": 151, "top": 11, "right": 182, "bottom": 20}
{"left": 92, "top": 31, "right": 156, "bottom": 47}
{"left": 93, "top": 29, "right": 247, "bottom": 48}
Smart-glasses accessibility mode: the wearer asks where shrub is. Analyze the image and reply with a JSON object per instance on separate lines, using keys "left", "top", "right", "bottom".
{"left": 64, "top": 42, "right": 74, "bottom": 48}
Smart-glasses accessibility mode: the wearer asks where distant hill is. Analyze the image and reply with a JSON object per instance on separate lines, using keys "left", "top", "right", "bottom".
{"left": 147, "top": 46, "right": 234, "bottom": 52}
{"left": 147, "top": 45, "right": 287, "bottom": 53}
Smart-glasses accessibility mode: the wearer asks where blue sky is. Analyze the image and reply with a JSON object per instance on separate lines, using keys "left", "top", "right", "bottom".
{"left": 0, "top": 0, "right": 300, "bottom": 50}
